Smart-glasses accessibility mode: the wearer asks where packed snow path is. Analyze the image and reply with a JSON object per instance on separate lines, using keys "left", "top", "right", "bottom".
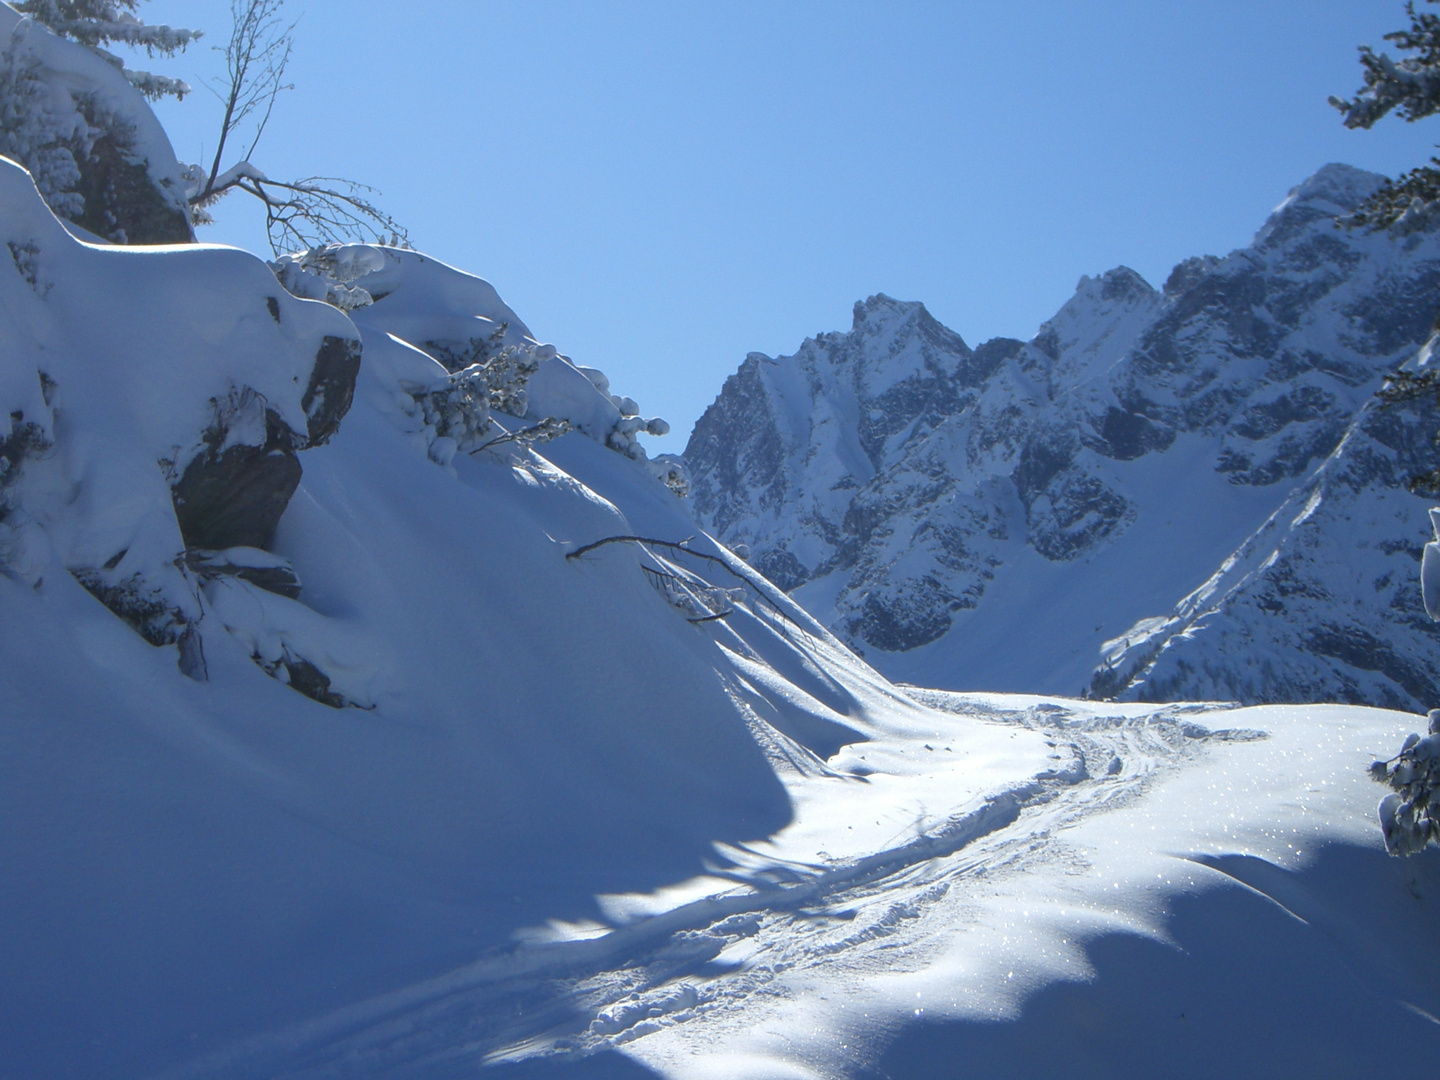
{"left": 157, "top": 690, "right": 1439, "bottom": 1080}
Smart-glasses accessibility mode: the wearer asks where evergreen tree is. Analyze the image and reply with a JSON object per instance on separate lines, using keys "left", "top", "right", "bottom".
{"left": 14, "top": 1, "right": 199, "bottom": 100}
{"left": 1338, "top": 1, "right": 1440, "bottom": 854}
{"left": 1332, "top": 0, "right": 1440, "bottom": 229}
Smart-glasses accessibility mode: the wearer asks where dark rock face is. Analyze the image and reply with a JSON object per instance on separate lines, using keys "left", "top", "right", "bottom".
{"left": 302, "top": 335, "right": 362, "bottom": 444}
{"left": 68, "top": 126, "right": 192, "bottom": 245}
{"left": 172, "top": 414, "right": 304, "bottom": 552}
{"left": 687, "top": 164, "right": 1440, "bottom": 706}
{"left": 171, "top": 335, "right": 361, "bottom": 553}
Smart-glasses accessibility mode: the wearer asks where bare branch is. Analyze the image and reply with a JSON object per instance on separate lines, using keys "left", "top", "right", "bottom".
{"left": 203, "top": 0, "right": 293, "bottom": 196}
{"left": 565, "top": 534, "right": 799, "bottom": 625}
{"left": 187, "top": 0, "right": 407, "bottom": 256}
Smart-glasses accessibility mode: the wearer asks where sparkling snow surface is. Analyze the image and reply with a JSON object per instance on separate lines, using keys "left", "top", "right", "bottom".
{"left": 0, "top": 160, "right": 1436, "bottom": 1079}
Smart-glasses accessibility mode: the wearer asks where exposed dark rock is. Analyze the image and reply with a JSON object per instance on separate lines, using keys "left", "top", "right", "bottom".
{"left": 254, "top": 649, "right": 351, "bottom": 709}
{"left": 302, "top": 335, "right": 362, "bottom": 445}
{"left": 173, "top": 438, "right": 303, "bottom": 553}
{"left": 1304, "top": 624, "right": 1440, "bottom": 711}
{"left": 1163, "top": 255, "right": 1221, "bottom": 297}
{"left": 965, "top": 337, "right": 1024, "bottom": 385}
{"left": 172, "top": 335, "right": 360, "bottom": 553}
{"left": 1093, "top": 406, "right": 1175, "bottom": 461}
{"left": 848, "top": 583, "right": 954, "bottom": 653}
{"left": 1028, "top": 474, "right": 1133, "bottom": 562}
{"left": 67, "top": 124, "right": 192, "bottom": 245}
{"left": 753, "top": 547, "right": 809, "bottom": 591}
{"left": 687, "top": 355, "right": 788, "bottom": 535}
{"left": 185, "top": 548, "right": 303, "bottom": 599}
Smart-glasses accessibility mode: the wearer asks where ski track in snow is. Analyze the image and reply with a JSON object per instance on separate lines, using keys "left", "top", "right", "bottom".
{"left": 158, "top": 694, "right": 1254, "bottom": 1079}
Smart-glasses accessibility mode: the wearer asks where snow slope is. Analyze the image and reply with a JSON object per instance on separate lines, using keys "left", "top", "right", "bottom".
{"left": 2, "top": 152, "right": 1436, "bottom": 1079}
{"left": 685, "top": 164, "right": 1440, "bottom": 707}
{"left": 146, "top": 696, "right": 1440, "bottom": 1080}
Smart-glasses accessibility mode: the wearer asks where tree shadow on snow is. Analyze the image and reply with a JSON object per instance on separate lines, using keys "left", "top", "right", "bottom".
{"left": 872, "top": 843, "right": 1440, "bottom": 1080}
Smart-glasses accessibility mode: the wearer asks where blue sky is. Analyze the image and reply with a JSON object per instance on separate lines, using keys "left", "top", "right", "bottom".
{"left": 146, "top": 1, "right": 1434, "bottom": 443}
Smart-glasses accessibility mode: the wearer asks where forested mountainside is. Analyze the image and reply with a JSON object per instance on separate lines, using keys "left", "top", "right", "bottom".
{"left": 685, "top": 164, "right": 1440, "bottom": 709}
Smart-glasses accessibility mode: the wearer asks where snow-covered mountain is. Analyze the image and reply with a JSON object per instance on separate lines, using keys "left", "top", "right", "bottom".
{"left": 685, "top": 163, "right": 1440, "bottom": 708}
{"left": 4, "top": 16, "right": 1439, "bottom": 1078}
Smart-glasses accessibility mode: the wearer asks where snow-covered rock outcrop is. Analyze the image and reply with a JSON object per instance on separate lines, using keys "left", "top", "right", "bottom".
{"left": 686, "top": 164, "right": 1440, "bottom": 705}
{"left": 0, "top": 3, "right": 193, "bottom": 242}
{"left": 0, "top": 149, "right": 904, "bottom": 1075}
{"left": 0, "top": 154, "right": 357, "bottom": 689}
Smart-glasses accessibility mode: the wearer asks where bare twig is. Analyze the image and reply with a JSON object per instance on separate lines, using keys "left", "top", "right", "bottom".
{"left": 566, "top": 534, "right": 798, "bottom": 626}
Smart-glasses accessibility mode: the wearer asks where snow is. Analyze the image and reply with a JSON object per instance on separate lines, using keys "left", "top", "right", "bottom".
{"left": 0, "top": 3, "right": 191, "bottom": 223}
{"left": 1422, "top": 506, "right": 1440, "bottom": 619}
{"left": 1, "top": 151, "right": 1437, "bottom": 1079}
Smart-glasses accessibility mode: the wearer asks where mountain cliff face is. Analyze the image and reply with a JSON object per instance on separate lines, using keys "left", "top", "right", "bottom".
{"left": 685, "top": 164, "right": 1440, "bottom": 705}
{"left": 1090, "top": 376, "right": 1440, "bottom": 711}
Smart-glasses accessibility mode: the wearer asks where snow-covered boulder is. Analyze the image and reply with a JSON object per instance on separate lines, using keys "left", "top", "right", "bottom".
{"left": 0, "top": 154, "right": 358, "bottom": 687}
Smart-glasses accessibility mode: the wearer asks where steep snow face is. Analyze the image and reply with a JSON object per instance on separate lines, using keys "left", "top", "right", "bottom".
{"left": 686, "top": 164, "right": 1440, "bottom": 699}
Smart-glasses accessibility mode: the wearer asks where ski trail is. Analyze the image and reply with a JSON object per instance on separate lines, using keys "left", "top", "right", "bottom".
{"left": 155, "top": 697, "right": 1262, "bottom": 1080}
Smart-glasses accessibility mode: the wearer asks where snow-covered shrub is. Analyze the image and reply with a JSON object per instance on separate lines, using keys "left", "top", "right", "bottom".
{"left": 0, "top": 410, "right": 52, "bottom": 523}
{"left": 569, "top": 361, "right": 675, "bottom": 467}
{"left": 403, "top": 340, "right": 571, "bottom": 464}
{"left": 1373, "top": 710, "right": 1440, "bottom": 855}
{"left": 1373, "top": 503, "right": 1440, "bottom": 854}
{"left": 608, "top": 412, "right": 672, "bottom": 459}
{"left": 0, "top": 29, "right": 85, "bottom": 219}
{"left": 646, "top": 453, "right": 691, "bottom": 498}
{"left": 269, "top": 243, "right": 387, "bottom": 311}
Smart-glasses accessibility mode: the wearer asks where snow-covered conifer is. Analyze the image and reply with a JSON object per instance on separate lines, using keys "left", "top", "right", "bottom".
{"left": 1373, "top": 710, "right": 1440, "bottom": 854}
{"left": 14, "top": 1, "right": 198, "bottom": 100}
{"left": 0, "top": 31, "right": 84, "bottom": 216}
{"left": 1332, "top": 0, "right": 1440, "bottom": 229}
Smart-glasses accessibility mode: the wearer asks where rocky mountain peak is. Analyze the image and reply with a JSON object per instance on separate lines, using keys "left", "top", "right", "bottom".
{"left": 1252, "top": 162, "right": 1385, "bottom": 250}
{"left": 851, "top": 292, "right": 932, "bottom": 330}
{"left": 687, "top": 163, "right": 1440, "bottom": 705}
